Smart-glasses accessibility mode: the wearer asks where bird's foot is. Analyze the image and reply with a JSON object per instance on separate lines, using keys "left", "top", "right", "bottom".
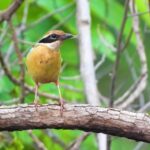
{"left": 34, "top": 99, "right": 40, "bottom": 111}
{"left": 59, "top": 99, "right": 65, "bottom": 116}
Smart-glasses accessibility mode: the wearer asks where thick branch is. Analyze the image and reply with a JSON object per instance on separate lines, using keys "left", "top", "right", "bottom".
{"left": 0, "top": 104, "right": 150, "bottom": 143}
{"left": 76, "top": 1, "right": 106, "bottom": 149}
{"left": 76, "top": 0, "right": 99, "bottom": 104}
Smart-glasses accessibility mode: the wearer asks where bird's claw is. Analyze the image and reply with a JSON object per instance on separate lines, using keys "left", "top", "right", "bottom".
{"left": 34, "top": 99, "right": 40, "bottom": 111}
{"left": 59, "top": 99, "right": 65, "bottom": 116}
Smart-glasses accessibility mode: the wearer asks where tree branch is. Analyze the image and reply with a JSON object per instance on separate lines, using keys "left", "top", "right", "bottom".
{"left": 115, "top": 0, "right": 148, "bottom": 108}
{"left": 109, "top": 0, "right": 129, "bottom": 106}
{"left": 67, "top": 132, "right": 90, "bottom": 150}
{"left": 7, "top": 19, "right": 25, "bottom": 103}
{"left": 76, "top": 0, "right": 106, "bottom": 149}
{"left": 0, "top": 104, "right": 150, "bottom": 143}
{"left": 108, "top": 0, "right": 129, "bottom": 149}
{"left": 76, "top": 0, "right": 99, "bottom": 104}
{"left": 0, "top": 0, "right": 24, "bottom": 22}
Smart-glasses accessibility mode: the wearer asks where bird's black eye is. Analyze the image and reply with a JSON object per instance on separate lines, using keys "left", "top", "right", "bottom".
{"left": 50, "top": 34, "right": 58, "bottom": 40}
{"left": 38, "top": 33, "right": 59, "bottom": 43}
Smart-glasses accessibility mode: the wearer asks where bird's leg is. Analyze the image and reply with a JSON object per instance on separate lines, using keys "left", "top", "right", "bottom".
{"left": 34, "top": 82, "right": 39, "bottom": 108}
{"left": 55, "top": 81, "right": 65, "bottom": 116}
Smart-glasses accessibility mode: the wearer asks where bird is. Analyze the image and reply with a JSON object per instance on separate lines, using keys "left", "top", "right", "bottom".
{"left": 26, "top": 30, "right": 73, "bottom": 113}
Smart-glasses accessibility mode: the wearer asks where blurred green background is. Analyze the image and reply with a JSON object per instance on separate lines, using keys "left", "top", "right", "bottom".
{"left": 0, "top": 0, "right": 150, "bottom": 149}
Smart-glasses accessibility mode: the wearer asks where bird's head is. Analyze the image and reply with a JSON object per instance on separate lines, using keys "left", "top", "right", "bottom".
{"left": 38, "top": 30, "right": 73, "bottom": 50}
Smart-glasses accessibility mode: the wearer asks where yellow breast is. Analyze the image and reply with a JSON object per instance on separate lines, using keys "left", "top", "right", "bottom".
{"left": 26, "top": 45, "right": 61, "bottom": 84}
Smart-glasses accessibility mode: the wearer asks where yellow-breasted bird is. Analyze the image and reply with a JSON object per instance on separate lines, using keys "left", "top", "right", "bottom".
{"left": 26, "top": 30, "right": 73, "bottom": 112}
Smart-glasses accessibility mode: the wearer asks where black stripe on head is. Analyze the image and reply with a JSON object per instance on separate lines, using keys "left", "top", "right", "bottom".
{"left": 38, "top": 34, "right": 59, "bottom": 43}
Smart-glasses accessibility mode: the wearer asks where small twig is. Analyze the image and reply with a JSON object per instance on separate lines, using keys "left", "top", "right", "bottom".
{"left": 67, "top": 132, "right": 90, "bottom": 150}
{"left": 121, "top": 28, "right": 133, "bottom": 52}
{"left": 97, "top": 26, "right": 116, "bottom": 52}
{"left": 28, "top": 130, "right": 47, "bottom": 150}
{"left": 0, "top": 23, "right": 10, "bottom": 75}
{"left": 124, "top": 51, "right": 145, "bottom": 106}
{"left": 115, "top": 0, "right": 148, "bottom": 109}
{"left": 60, "top": 75, "right": 81, "bottom": 80}
{"left": 107, "top": 0, "right": 130, "bottom": 149}
{"left": 128, "top": 10, "right": 150, "bottom": 17}
{"left": 138, "top": 101, "right": 150, "bottom": 113}
{"left": 0, "top": 51, "right": 19, "bottom": 85}
{"left": 109, "top": 0, "right": 130, "bottom": 107}
{"left": 51, "top": 11, "right": 75, "bottom": 30}
{"left": 0, "top": 0, "right": 24, "bottom": 22}
{"left": 60, "top": 55, "right": 106, "bottom": 81}
{"left": 134, "top": 142, "right": 145, "bottom": 150}
{"left": 96, "top": 26, "right": 116, "bottom": 106}
{"left": 95, "top": 55, "right": 106, "bottom": 71}
{"left": 60, "top": 83, "right": 83, "bottom": 93}
{"left": 43, "top": 129, "right": 66, "bottom": 148}
{"left": 4, "top": 1, "right": 28, "bottom": 75}
{"left": 17, "top": 39, "right": 35, "bottom": 46}
{"left": 4, "top": 43, "right": 14, "bottom": 65}
{"left": 27, "top": 2, "right": 74, "bottom": 29}
{"left": 21, "top": 0, "right": 28, "bottom": 26}
{"left": 0, "top": 23, "right": 8, "bottom": 43}
{"left": 115, "top": 74, "right": 147, "bottom": 108}
{"left": 0, "top": 28, "right": 35, "bottom": 46}
{"left": 7, "top": 19, "right": 25, "bottom": 103}
{"left": 19, "top": 0, "right": 29, "bottom": 50}
{"left": 0, "top": 98, "right": 19, "bottom": 105}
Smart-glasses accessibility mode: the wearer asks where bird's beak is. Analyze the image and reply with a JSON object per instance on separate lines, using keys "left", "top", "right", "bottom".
{"left": 60, "top": 33, "right": 74, "bottom": 40}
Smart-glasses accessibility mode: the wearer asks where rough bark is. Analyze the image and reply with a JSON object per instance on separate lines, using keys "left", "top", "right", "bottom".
{"left": 0, "top": 104, "right": 150, "bottom": 143}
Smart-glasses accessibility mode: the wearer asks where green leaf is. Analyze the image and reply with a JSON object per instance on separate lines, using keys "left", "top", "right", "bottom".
{"left": 0, "top": 76, "right": 14, "bottom": 93}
